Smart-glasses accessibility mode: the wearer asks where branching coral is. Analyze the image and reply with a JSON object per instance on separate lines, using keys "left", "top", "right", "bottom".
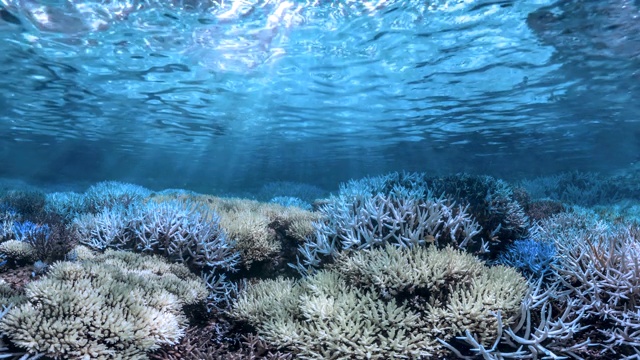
{"left": 425, "top": 174, "right": 531, "bottom": 248}
{"left": 293, "top": 185, "right": 481, "bottom": 275}
{"left": 150, "top": 194, "right": 322, "bottom": 269}
{"left": 132, "top": 200, "right": 239, "bottom": 272}
{"left": 83, "top": 181, "right": 152, "bottom": 213}
{"left": 496, "top": 238, "right": 556, "bottom": 279}
{"left": 552, "top": 224, "right": 640, "bottom": 354}
{"left": 232, "top": 270, "right": 435, "bottom": 359}
{"left": 231, "top": 245, "right": 528, "bottom": 359}
{"left": 8, "top": 221, "right": 77, "bottom": 264}
{"left": 44, "top": 191, "right": 86, "bottom": 223}
{"left": 334, "top": 245, "right": 527, "bottom": 346}
{"left": 72, "top": 205, "right": 134, "bottom": 251}
{"left": 442, "top": 211, "right": 640, "bottom": 359}
{"left": 0, "top": 250, "right": 208, "bottom": 360}
{"left": 74, "top": 200, "right": 239, "bottom": 273}
{"left": 0, "top": 208, "right": 19, "bottom": 242}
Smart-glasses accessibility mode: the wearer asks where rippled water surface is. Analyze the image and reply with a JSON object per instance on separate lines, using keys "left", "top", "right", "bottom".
{"left": 0, "top": 0, "right": 639, "bottom": 191}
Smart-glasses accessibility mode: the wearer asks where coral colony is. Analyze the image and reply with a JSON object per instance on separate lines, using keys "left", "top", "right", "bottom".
{"left": 0, "top": 172, "right": 640, "bottom": 359}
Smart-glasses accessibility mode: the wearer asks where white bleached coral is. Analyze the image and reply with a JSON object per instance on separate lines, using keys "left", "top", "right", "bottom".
{"left": 0, "top": 250, "right": 208, "bottom": 360}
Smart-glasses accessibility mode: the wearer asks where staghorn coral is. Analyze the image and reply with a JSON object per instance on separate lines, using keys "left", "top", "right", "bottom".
{"left": 293, "top": 184, "right": 481, "bottom": 275}
{"left": 0, "top": 250, "right": 208, "bottom": 360}
{"left": 44, "top": 191, "right": 86, "bottom": 223}
{"left": 149, "top": 193, "right": 321, "bottom": 270}
{"left": 132, "top": 200, "right": 239, "bottom": 272}
{"left": 231, "top": 245, "right": 528, "bottom": 359}
{"left": 425, "top": 174, "right": 530, "bottom": 249}
{"left": 83, "top": 181, "right": 152, "bottom": 213}
{"left": 495, "top": 238, "right": 556, "bottom": 280}
{"left": 74, "top": 199, "right": 239, "bottom": 273}
{"left": 443, "top": 212, "right": 640, "bottom": 359}
{"left": 72, "top": 205, "right": 133, "bottom": 251}
{"left": 0, "top": 208, "right": 19, "bottom": 242}
{"left": 551, "top": 223, "right": 640, "bottom": 355}
{"left": 71, "top": 198, "right": 241, "bottom": 312}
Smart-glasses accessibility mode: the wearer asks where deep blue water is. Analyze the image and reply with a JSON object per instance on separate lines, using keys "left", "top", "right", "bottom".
{"left": 0, "top": 0, "right": 639, "bottom": 193}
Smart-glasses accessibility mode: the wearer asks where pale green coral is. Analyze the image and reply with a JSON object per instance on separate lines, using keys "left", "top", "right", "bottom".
{"left": 231, "top": 245, "right": 528, "bottom": 358}
{"left": 335, "top": 245, "right": 527, "bottom": 346}
{"left": 0, "top": 250, "right": 208, "bottom": 360}
{"left": 0, "top": 240, "right": 35, "bottom": 262}
{"left": 149, "top": 194, "right": 321, "bottom": 267}
{"left": 67, "top": 244, "right": 97, "bottom": 261}
{"left": 232, "top": 270, "right": 435, "bottom": 359}
{"left": 334, "top": 245, "right": 484, "bottom": 298}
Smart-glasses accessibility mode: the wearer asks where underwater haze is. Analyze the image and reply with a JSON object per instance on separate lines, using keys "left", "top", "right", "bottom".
{"left": 0, "top": 0, "right": 639, "bottom": 192}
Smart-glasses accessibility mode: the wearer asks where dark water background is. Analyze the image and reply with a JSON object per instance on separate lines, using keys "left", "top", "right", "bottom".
{"left": 0, "top": 0, "right": 639, "bottom": 193}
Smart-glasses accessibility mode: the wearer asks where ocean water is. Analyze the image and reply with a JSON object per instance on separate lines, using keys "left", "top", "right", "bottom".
{"left": 0, "top": 0, "right": 640, "bottom": 359}
{"left": 0, "top": 0, "right": 637, "bottom": 192}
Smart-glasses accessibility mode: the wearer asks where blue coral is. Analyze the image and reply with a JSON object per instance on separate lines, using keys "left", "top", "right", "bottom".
{"left": 84, "top": 181, "right": 152, "bottom": 212}
{"left": 12, "top": 221, "right": 50, "bottom": 243}
{"left": 496, "top": 238, "right": 556, "bottom": 278}
{"left": 132, "top": 200, "right": 239, "bottom": 272}
{"left": 44, "top": 192, "right": 86, "bottom": 222}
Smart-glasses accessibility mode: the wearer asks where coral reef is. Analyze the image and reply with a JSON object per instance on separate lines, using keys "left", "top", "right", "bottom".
{"left": 518, "top": 171, "right": 633, "bottom": 206}
{"left": 495, "top": 238, "right": 556, "bottom": 279}
{"left": 83, "top": 181, "right": 152, "bottom": 213}
{"left": 293, "top": 174, "right": 482, "bottom": 275}
{"left": 424, "top": 174, "right": 531, "bottom": 248}
{"left": 0, "top": 190, "right": 46, "bottom": 222}
{"left": 232, "top": 244, "right": 527, "bottom": 359}
{"left": 150, "top": 321, "right": 292, "bottom": 360}
{"left": 149, "top": 193, "right": 321, "bottom": 272}
{"left": 73, "top": 200, "right": 239, "bottom": 272}
{"left": 525, "top": 199, "right": 566, "bottom": 222}
{"left": 2, "top": 173, "right": 640, "bottom": 359}
{"left": 257, "top": 181, "right": 327, "bottom": 204}
{"left": 0, "top": 250, "right": 208, "bottom": 360}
